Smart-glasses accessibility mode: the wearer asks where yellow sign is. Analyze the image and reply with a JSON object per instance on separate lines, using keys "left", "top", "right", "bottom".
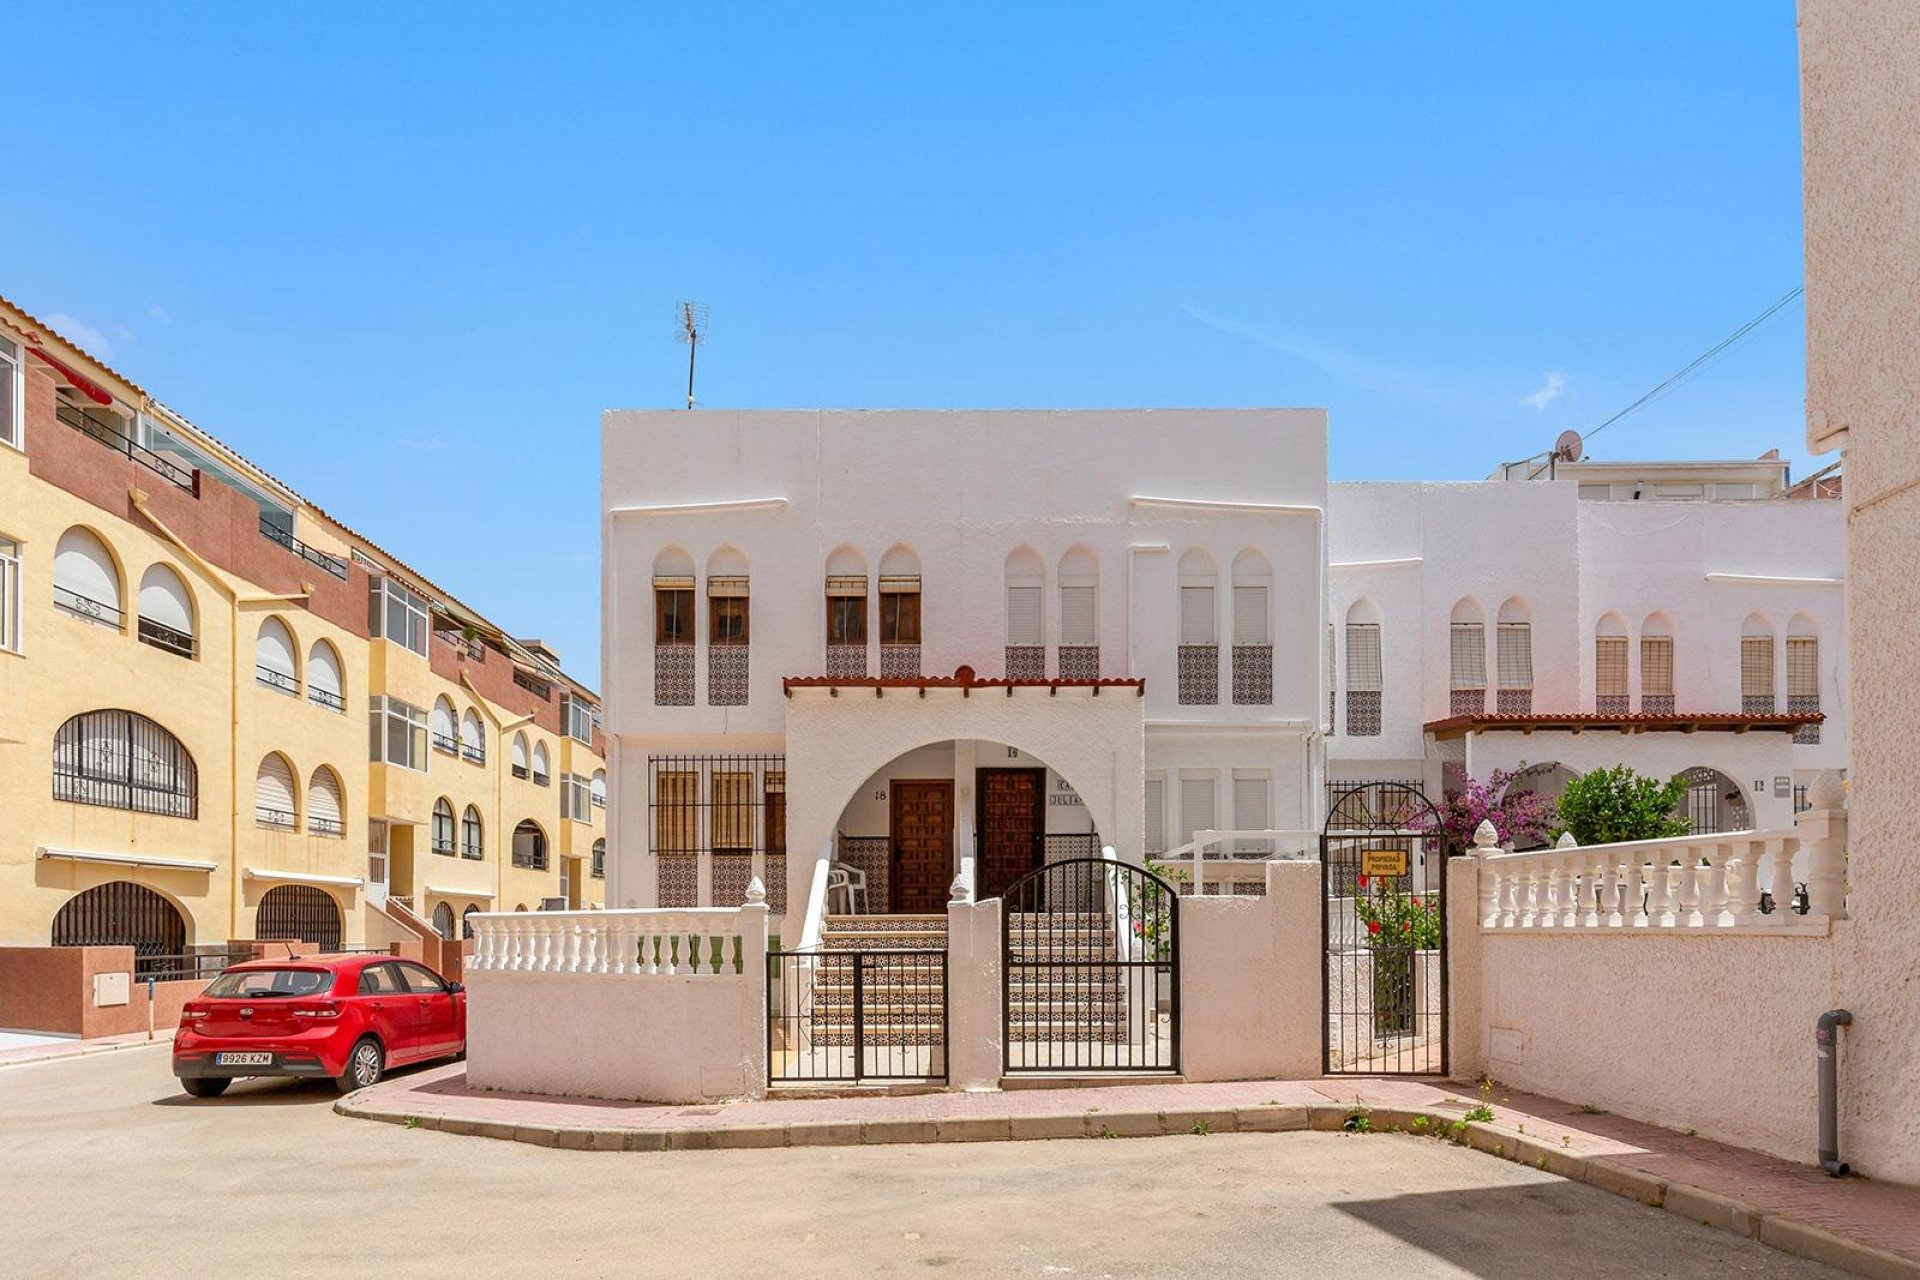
{"left": 1362, "top": 850, "right": 1409, "bottom": 878}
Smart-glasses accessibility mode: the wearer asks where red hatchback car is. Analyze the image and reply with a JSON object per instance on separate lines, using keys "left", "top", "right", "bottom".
{"left": 173, "top": 955, "right": 466, "bottom": 1097}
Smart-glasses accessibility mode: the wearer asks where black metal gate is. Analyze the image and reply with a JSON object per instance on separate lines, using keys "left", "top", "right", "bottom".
{"left": 256, "top": 884, "right": 344, "bottom": 951}
{"left": 1322, "top": 782, "right": 1447, "bottom": 1075}
{"left": 767, "top": 948, "right": 947, "bottom": 1084}
{"left": 51, "top": 880, "right": 188, "bottom": 976}
{"left": 1002, "top": 858, "right": 1179, "bottom": 1075}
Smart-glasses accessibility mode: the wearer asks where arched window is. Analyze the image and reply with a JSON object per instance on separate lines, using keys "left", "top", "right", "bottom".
{"left": 653, "top": 546, "right": 696, "bottom": 706}
{"left": 432, "top": 902, "right": 455, "bottom": 940}
{"left": 707, "top": 546, "right": 749, "bottom": 706}
{"left": 308, "top": 765, "right": 344, "bottom": 837}
{"left": 431, "top": 696, "right": 458, "bottom": 754}
{"left": 52, "top": 882, "right": 187, "bottom": 969}
{"left": 1595, "top": 613, "right": 1630, "bottom": 714}
{"left": 1004, "top": 546, "right": 1045, "bottom": 680}
{"left": 1177, "top": 549, "right": 1219, "bottom": 706}
{"left": 1449, "top": 599, "right": 1487, "bottom": 716}
{"left": 531, "top": 740, "right": 550, "bottom": 786}
{"left": 136, "top": 564, "right": 195, "bottom": 658}
{"left": 1231, "top": 548, "right": 1273, "bottom": 705}
{"left": 1496, "top": 598, "right": 1533, "bottom": 714}
{"left": 591, "top": 768, "right": 607, "bottom": 809}
{"left": 431, "top": 797, "right": 456, "bottom": 854}
{"left": 591, "top": 838, "right": 607, "bottom": 879}
{"left": 460, "top": 708, "right": 485, "bottom": 764}
{"left": 511, "top": 731, "right": 530, "bottom": 779}
{"left": 1640, "top": 613, "right": 1675, "bottom": 715}
{"left": 255, "top": 617, "right": 298, "bottom": 695}
{"left": 1741, "top": 613, "right": 1776, "bottom": 714}
{"left": 53, "top": 527, "right": 122, "bottom": 628}
{"left": 1058, "top": 546, "right": 1099, "bottom": 679}
{"left": 308, "top": 641, "right": 344, "bottom": 712}
{"left": 1343, "top": 600, "right": 1383, "bottom": 736}
{"left": 461, "top": 805, "right": 484, "bottom": 859}
{"left": 257, "top": 884, "right": 342, "bottom": 950}
{"left": 462, "top": 904, "right": 480, "bottom": 939}
{"left": 1788, "top": 614, "right": 1821, "bottom": 743}
{"left": 54, "top": 710, "right": 197, "bottom": 818}
{"left": 255, "top": 753, "right": 297, "bottom": 829}
{"left": 1679, "top": 767, "right": 1750, "bottom": 835}
{"left": 512, "top": 820, "right": 548, "bottom": 871}
{"left": 824, "top": 545, "right": 868, "bottom": 676}
{"left": 877, "top": 544, "right": 922, "bottom": 678}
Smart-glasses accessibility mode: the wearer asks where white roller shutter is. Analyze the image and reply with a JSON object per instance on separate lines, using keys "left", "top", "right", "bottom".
{"left": 138, "top": 566, "right": 193, "bottom": 634}
{"left": 1233, "top": 586, "right": 1268, "bottom": 644}
{"left": 308, "top": 768, "right": 342, "bottom": 826}
{"left": 255, "top": 619, "right": 297, "bottom": 682}
{"left": 1143, "top": 778, "right": 1165, "bottom": 855}
{"left": 1179, "top": 586, "right": 1215, "bottom": 645}
{"left": 256, "top": 755, "right": 295, "bottom": 822}
{"left": 1060, "top": 585, "right": 1096, "bottom": 646}
{"left": 309, "top": 644, "right": 343, "bottom": 702}
{"left": 532, "top": 741, "right": 549, "bottom": 778}
{"left": 1233, "top": 774, "right": 1271, "bottom": 853}
{"left": 1006, "top": 585, "right": 1041, "bottom": 645}
{"left": 54, "top": 528, "right": 120, "bottom": 612}
{"left": 512, "top": 733, "right": 529, "bottom": 770}
{"left": 431, "top": 698, "right": 456, "bottom": 741}
{"left": 1179, "top": 775, "right": 1216, "bottom": 848}
{"left": 461, "top": 709, "right": 483, "bottom": 753}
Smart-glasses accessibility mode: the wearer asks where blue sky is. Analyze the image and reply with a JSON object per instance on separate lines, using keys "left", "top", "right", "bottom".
{"left": 7, "top": 3, "right": 1805, "bottom": 678}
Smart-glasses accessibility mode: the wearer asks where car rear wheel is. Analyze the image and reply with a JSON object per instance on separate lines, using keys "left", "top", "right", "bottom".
{"left": 181, "top": 1077, "right": 230, "bottom": 1099}
{"left": 335, "top": 1037, "right": 384, "bottom": 1094}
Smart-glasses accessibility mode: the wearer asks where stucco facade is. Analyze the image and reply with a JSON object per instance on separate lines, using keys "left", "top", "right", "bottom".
{"left": 0, "top": 297, "right": 605, "bottom": 971}
{"left": 601, "top": 409, "right": 1327, "bottom": 929}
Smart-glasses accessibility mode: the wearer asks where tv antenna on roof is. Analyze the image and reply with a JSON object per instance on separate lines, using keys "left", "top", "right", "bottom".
{"left": 675, "top": 300, "right": 707, "bottom": 410}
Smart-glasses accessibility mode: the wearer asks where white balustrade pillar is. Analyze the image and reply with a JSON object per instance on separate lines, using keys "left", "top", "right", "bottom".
{"left": 1472, "top": 821, "right": 1500, "bottom": 927}
{"left": 1797, "top": 770, "right": 1848, "bottom": 922}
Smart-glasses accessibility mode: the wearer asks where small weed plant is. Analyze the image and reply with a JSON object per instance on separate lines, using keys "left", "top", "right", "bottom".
{"left": 1463, "top": 1104, "right": 1496, "bottom": 1124}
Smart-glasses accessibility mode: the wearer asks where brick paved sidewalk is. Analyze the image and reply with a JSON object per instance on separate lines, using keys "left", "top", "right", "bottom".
{"left": 343, "top": 1066, "right": 1920, "bottom": 1277}
{"left": 0, "top": 1029, "right": 172, "bottom": 1070}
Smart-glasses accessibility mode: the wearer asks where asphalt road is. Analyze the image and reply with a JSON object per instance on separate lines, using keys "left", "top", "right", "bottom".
{"left": 0, "top": 1046, "right": 1846, "bottom": 1279}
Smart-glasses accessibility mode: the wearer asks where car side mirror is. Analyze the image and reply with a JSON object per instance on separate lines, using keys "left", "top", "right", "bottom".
{"left": 446, "top": 982, "right": 464, "bottom": 995}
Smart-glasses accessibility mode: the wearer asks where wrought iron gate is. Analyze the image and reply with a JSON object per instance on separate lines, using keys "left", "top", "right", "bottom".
{"left": 1002, "top": 858, "right": 1179, "bottom": 1075}
{"left": 1322, "top": 782, "right": 1447, "bottom": 1075}
{"left": 767, "top": 948, "right": 947, "bottom": 1084}
{"left": 255, "top": 884, "right": 344, "bottom": 951}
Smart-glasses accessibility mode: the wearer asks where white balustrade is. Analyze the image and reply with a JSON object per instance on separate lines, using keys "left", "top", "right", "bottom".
{"left": 1475, "top": 772, "right": 1847, "bottom": 934}
{"left": 464, "top": 898, "right": 768, "bottom": 977}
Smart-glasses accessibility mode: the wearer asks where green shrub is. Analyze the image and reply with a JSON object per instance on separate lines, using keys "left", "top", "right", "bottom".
{"left": 1556, "top": 765, "right": 1691, "bottom": 845}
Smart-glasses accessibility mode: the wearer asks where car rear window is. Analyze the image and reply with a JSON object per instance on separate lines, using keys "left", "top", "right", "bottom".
{"left": 203, "top": 968, "right": 333, "bottom": 999}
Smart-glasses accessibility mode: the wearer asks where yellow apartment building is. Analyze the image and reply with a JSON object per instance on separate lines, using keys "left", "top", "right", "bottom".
{"left": 0, "top": 295, "right": 606, "bottom": 969}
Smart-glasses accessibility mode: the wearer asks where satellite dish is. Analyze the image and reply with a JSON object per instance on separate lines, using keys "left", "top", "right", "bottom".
{"left": 1555, "top": 429, "right": 1585, "bottom": 463}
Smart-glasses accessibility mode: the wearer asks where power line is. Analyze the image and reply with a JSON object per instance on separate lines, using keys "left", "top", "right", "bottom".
{"left": 1582, "top": 285, "right": 1804, "bottom": 446}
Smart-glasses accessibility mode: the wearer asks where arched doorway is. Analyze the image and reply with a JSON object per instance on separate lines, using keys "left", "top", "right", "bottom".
{"left": 52, "top": 882, "right": 188, "bottom": 973}
{"left": 1679, "top": 767, "right": 1750, "bottom": 835}
{"left": 256, "top": 884, "right": 343, "bottom": 951}
{"left": 1321, "top": 782, "right": 1446, "bottom": 1076}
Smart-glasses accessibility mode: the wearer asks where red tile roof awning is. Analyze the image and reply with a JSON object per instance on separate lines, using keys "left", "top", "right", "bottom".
{"left": 27, "top": 345, "right": 113, "bottom": 405}
{"left": 1423, "top": 710, "right": 1824, "bottom": 740}
{"left": 784, "top": 663, "right": 1144, "bottom": 697}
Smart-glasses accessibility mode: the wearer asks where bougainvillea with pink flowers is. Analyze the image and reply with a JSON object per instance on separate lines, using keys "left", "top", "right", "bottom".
{"left": 1415, "top": 767, "right": 1558, "bottom": 855}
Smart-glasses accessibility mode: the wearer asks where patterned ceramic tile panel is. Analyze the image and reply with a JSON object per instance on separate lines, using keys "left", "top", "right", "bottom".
{"left": 1642, "top": 695, "right": 1676, "bottom": 716}
{"left": 1057, "top": 646, "right": 1099, "bottom": 681}
{"left": 1790, "top": 694, "right": 1821, "bottom": 743}
{"left": 826, "top": 644, "right": 867, "bottom": 678}
{"left": 708, "top": 645, "right": 748, "bottom": 705}
{"left": 1495, "top": 688, "right": 1532, "bottom": 714}
{"left": 764, "top": 854, "right": 787, "bottom": 913}
{"left": 656, "top": 854, "right": 698, "bottom": 907}
{"left": 1596, "top": 695, "right": 1630, "bottom": 715}
{"left": 838, "top": 836, "right": 891, "bottom": 909}
{"left": 1044, "top": 833, "right": 1100, "bottom": 863}
{"left": 1177, "top": 644, "right": 1219, "bottom": 705}
{"left": 1232, "top": 644, "right": 1273, "bottom": 705}
{"left": 711, "top": 853, "right": 753, "bottom": 906}
{"left": 879, "top": 643, "right": 920, "bottom": 679}
{"left": 1450, "top": 688, "right": 1486, "bottom": 716}
{"left": 655, "top": 645, "right": 695, "bottom": 706}
{"left": 1004, "top": 646, "right": 1044, "bottom": 681}
{"left": 1345, "top": 690, "right": 1382, "bottom": 736}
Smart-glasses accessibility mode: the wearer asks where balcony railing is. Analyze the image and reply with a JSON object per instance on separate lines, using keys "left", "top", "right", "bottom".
{"left": 462, "top": 742, "right": 486, "bottom": 765}
{"left": 308, "top": 686, "right": 344, "bottom": 713}
{"left": 532, "top": 771, "right": 550, "bottom": 788}
{"left": 432, "top": 836, "right": 456, "bottom": 856}
{"left": 255, "top": 806, "right": 297, "bottom": 830}
{"left": 513, "top": 668, "right": 553, "bottom": 700}
{"left": 256, "top": 665, "right": 298, "bottom": 695}
{"left": 308, "top": 815, "right": 345, "bottom": 838}
{"left": 258, "top": 516, "right": 349, "bottom": 581}
{"left": 511, "top": 763, "right": 528, "bottom": 779}
{"left": 56, "top": 404, "right": 196, "bottom": 492}
{"left": 136, "top": 617, "right": 195, "bottom": 659}
{"left": 432, "top": 731, "right": 460, "bottom": 756}
{"left": 462, "top": 841, "right": 484, "bottom": 860}
{"left": 53, "top": 585, "right": 123, "bottom": 629}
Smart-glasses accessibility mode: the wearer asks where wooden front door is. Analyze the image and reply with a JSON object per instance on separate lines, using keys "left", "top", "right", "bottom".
{"left": 976, "top": 768, "right": 1045, "bottom": 902}
{"left": 890, "top": 781, "right": 953, "bottom": 913}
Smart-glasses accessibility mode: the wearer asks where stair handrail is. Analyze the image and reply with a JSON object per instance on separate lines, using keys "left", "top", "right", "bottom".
{"left": 799, "top": 836, "right": 834, "bottom": 952}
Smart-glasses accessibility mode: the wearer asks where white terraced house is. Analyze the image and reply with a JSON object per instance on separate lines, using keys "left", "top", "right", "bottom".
{"left": 1327, "top": 451, "right": 1847, "bottom": 846}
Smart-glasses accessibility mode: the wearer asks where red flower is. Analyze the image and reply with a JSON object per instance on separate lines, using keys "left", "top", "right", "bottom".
{"left": 1356, "top": 875, "right": 1370, "bottom": 889}
{"left": 1366, "top": 921, "right": 1382, "bottom": 936}
{"left": 1403, "top": 921, "right": 1413, "bottom": 933}
{"left": 1411, "top": 897, "right": 1422, "bottom": 908}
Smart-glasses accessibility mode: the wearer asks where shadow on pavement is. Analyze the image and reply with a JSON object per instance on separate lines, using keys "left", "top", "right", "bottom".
{"left": 150, "top": 1062, "right": 449, "bottom": 1109}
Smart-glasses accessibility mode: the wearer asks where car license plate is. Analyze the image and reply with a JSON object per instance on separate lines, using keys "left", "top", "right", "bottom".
{"left": 215, "top": 1052, "right": 272, "bottom": 1066}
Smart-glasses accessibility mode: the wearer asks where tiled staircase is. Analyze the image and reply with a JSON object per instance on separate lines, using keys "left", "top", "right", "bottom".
{"left": 807, "top": 915, "right": 946, "bottom": 1047}
{"left": 1005, "top": 912, "right": 1130, "bottom": 1045}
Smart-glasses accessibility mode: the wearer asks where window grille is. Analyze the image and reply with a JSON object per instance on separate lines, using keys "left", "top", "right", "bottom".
{"left": 1595, "top": 636, "right": 1628, "bottom": 715}
{"left": 1640, "top": 636, "right": 1674, "bottom": 714}
{"left": 1143, "top": 778, "right": 1165, "bottom": 855}
{"left": 1741, "top": 636, "right": 1775, "bottom": 714}
{"left": 1496, "top": 623, "right": 1532, "bottom": 715}
{"left": 1345, "top": 623, "right": 1382, "bottom": 736}
{"left": 1788, "top": 636, "right": 1820, "bottom": 742}
{"left": 649, "top": 755, "right": 786, "bottom": 857}
{"left": 54, "top": 710, "right": 198, "bottom": 818}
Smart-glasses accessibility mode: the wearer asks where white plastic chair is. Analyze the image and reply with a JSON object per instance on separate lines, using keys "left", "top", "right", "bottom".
{"left": 827, "top": 862, "right": 868, "bottom": 914}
